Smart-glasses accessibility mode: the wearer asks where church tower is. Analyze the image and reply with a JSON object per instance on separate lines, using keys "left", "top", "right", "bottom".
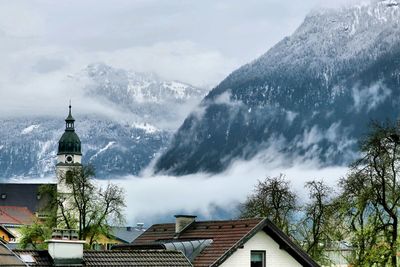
{"left": 56, "top": 104, "right": 82, "bottom": 192}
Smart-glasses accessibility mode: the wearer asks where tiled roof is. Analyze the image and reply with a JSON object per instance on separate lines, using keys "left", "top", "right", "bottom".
{"left": 133, "top": 218, "right": 263, "bottom": 267}
{"left": 14, "top": 249, "right": 192, "bottom": 266}
{"left": 0, "top": 243, "right": 28, "bottom": 266}
{"left": 13, "top": 250, "right": 53, "bottom": 267}
{"left": 132, "top": 218, "right": 320, "bottom": 267}
{"left": 84, "top": 250, "right": 192, "bottom": 266}
{"left": 0, "top": 206, "right": 36, "bottom": 225}
{"left": 0, "top": 183, "right": 56, "bottom": 213}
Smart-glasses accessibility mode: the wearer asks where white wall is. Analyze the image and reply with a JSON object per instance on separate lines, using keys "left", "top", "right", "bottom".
{"left": 220, "top": 230, "right": 302, "bottom": 267}
{"left": 48, "top": 240, "right": 85, "bottom": 260}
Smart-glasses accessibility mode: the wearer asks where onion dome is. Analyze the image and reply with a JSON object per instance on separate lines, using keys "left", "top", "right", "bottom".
{"left": 57, "top": 104, "right": 81, "bottom": 155}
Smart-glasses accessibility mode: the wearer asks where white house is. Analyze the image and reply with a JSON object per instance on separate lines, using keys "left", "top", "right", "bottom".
{"left": 123, "top": 215, "right": 319, "bottom": 267}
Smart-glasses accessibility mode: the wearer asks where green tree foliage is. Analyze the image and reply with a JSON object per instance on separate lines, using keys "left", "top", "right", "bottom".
{"left": 338, "top": 122, "right": 400, "bottom": 266}
{"left": 19, "top": 165, "right": 125, "bottom": 249}
{"left": 19, "top": 223, "right": 52, "bottom": 249}
{"left": 240, "top": 174, "right": 297, "bottom": 235}
{"left": 57, "top": 165, "right": 126, "bottom": 244}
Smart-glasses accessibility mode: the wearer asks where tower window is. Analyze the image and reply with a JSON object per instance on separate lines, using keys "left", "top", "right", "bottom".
{"left": 66, "top": 171, "right": 73, "bottom": 184}
{"left": 0, "top": 193, "right": 6, "bottom": 200}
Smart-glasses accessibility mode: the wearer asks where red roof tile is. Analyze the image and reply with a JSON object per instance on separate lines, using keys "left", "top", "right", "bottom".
{"left": 0, "top": 206, "right": 36, "bottom": 225}
{"left": 133, "top": 218, "right": 263, "bottom": 267}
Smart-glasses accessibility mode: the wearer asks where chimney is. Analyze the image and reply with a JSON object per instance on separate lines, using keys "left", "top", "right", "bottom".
{"left": 174, "top": 215, "right": 196, "bottom": 235}
{"left": 46, "top": 229, "right": 85, "bottom": 266}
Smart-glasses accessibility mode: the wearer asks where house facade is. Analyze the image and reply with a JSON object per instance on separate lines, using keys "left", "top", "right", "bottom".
{"left": 125, "top": 215, "right": 319, "bottom": 267}
{"left": 219, "top": 231, "right": 303, "bottom": 267}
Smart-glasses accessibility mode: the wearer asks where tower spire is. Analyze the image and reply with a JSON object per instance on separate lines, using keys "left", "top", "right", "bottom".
{"left": 65, "top": 101, "right": 75, "bottom": 131}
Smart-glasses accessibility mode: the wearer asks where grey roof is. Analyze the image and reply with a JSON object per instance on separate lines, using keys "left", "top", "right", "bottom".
{"left": 0, "top": 242, "right": 28, "bottom": 266}
{"left": 0, "top": 183, "right": 56, "bottom": 213}
{"left": 110, "top": 226, "right": 145, "bottom": 243}
{"left": 14, "top": 249, "right": 192, "bottom": 267}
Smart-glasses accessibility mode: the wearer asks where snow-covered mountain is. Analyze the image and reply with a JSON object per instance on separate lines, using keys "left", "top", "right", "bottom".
{"left": 155, "top": 0, "right": 400, "bottom": 175}
{"left": 0, "top": 64, "right": 206, "bottom": 179}
{"left": 81, "top": 63, "right": 206, "bottom": 129}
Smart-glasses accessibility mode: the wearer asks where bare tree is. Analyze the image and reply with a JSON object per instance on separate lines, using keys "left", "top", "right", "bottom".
{"left": 298, "top": 180, "right": 335, "bottom": 264}
{"left": 240, "top": 174, "right": 297, "bottom": 234}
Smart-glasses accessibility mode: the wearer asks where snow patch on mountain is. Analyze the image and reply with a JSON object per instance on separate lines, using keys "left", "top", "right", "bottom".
{"left": 90, "top": 141, "right": 116, "bottom": 160}
{"left": 21, "top": 124, "right": 40, "bottom": 135}
{"left": 132, "top": 123, "right": 158, "bottom": 134}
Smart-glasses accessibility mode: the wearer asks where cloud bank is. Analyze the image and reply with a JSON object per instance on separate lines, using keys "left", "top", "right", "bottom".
{"left": 0, "top": 0, "right": 355, "bottom": 118}
{"left": 15, "top": 151, "right": 348, "bottom": 226}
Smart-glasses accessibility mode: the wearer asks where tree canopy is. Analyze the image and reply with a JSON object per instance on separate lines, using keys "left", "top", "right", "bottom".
{"left": 20, "top": 164, "right": 125, "bottom": 249}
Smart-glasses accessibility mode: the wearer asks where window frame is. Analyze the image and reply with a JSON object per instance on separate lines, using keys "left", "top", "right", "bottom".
{"left": 250, "top": 250, "right": 266, "bottom": 267}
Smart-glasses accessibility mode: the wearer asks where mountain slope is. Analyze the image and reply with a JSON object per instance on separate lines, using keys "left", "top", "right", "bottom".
{"left": 155, "top": 0, "right": 400, "bottom": 175}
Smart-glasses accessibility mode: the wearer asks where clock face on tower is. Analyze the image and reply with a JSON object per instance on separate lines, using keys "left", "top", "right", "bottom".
{"left": 66, "top": 155, "right": 74, "bottom": 164}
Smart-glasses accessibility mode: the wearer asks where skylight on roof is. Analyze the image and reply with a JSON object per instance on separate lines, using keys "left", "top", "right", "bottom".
{"left": 20, "top": 254, "right": 36, "bottom": 263}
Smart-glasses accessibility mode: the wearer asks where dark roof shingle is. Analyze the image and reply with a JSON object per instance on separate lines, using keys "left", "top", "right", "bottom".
{"left": 84, "top": 250, "right": 192, "bottom": 266}
{"left": 14, "top": 249, "right": 192, "bottom": 266}
{"left": 0, "top": 243, "right": 28, "bottom": 266}
{"left": 13, "top": 250, "right": 53, "bottom": 267}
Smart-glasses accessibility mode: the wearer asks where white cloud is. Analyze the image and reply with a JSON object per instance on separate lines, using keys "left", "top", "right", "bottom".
{"left": 352, "top": 81, "right": 391, "bottom": 112}
{"left": 15, "top": 152, "right": 348, "bottom": 225}
{"left": 116, "top": 158, "right": 347, "bottom": 225}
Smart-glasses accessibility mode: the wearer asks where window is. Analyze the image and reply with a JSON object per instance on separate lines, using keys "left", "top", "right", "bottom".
{"left": 251, "top": 251, "right": 265, "bottom": 267}
{"left": 0, "top": 193, "right": 6, "bottom": 200}
{"left": 66, "top": 170, "right": 73, "bottom": 184}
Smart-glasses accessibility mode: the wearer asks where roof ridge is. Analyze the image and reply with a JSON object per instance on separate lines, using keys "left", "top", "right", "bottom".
{"left": 151, "top": 218, "right": 262, "bottom": 227}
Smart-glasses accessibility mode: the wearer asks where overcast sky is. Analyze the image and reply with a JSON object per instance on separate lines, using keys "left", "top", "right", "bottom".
{"left": 0, "top": 0, "right": 361, "bottom": 117}
{"left": 4, "top": 0, "right": 366, "bottom": 224}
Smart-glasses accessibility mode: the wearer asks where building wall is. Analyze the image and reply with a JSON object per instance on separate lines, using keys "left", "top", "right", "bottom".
{"left": 3, "top": 226, "right": 21, "bottom": 242}
{"left": 219, "top": 231, "right": 302, "bottom": 267}
{"left": 89, "top": 234, "right": 124, "bottom": 250}
{"left": 0, "top": 228, "right": 12, "bottom": 242}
